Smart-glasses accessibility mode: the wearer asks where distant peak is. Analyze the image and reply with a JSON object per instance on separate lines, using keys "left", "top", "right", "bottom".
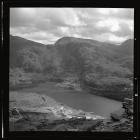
{"left": 55, "top": 36, "right": 103, "bottom": 47}
{"left": 121, "top": 39, "right": 134, "bottom": 44}
{"left": 55, "top": 36, "right": 77, "bottom": 45}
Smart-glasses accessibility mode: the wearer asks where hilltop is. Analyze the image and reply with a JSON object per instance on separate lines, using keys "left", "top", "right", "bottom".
{"left": 9, "top": 35, "right": 133, "bottom": 101}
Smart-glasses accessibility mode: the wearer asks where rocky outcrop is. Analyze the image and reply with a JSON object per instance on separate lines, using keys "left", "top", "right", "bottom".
{"left": 111, "top": 98, "right": 133, "bottom": 120}
{"left": 105, "top": 98, "right": 133, "bottom": 132}
{"left": 110, "top": 108, "right": 125, "bottom": 121}
{"left": 9, "top": 92, "right": 133, "bottom": 132}
{"left": 9, "top": 91, "right": 104, "bottom": 131}
{"left": 122, "top": 98, "right": 133, "bottom": 115}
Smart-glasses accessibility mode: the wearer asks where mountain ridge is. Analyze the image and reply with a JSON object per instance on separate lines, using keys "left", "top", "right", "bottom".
{"left": 10, "top": 34, "right": 133, "bottom": 46}
{"left": 9, "top": 35, "right": 133, "bottom": 101}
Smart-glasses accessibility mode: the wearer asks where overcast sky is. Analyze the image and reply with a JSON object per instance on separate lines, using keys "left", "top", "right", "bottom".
{"left": 10, "top": 8, "right": 134, "bottom": 44}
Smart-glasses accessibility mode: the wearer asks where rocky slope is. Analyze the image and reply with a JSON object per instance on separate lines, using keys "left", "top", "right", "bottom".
{"left": 9, "top": 92, "right": 133, "bottom": 132}
{"left": 9, "top": 91, "right": 104, "bottom": 131}
{"left": 96, "top": 98, "right": 133, "bottom": 132}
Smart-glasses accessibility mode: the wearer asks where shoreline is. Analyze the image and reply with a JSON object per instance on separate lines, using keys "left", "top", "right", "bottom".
{"left": 9, "top": 91, "right": 133, "bottom": 132}
{"left": 9, "top": 91, "right": 104, "bottom": 131}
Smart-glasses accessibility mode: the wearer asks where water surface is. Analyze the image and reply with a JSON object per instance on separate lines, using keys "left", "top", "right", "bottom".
{"left": 15, "top": 81, "right": 122, "bottom": 118}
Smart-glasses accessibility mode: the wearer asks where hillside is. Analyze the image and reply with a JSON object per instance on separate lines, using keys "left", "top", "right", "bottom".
{"left": 10, "top": 35, "right": 62, "bottom": 73}
{"left": 9, "top": 35, "right": 133, "bottom": 101}
{"left": 55, "top": 37, "right": 133, "bottom": 98}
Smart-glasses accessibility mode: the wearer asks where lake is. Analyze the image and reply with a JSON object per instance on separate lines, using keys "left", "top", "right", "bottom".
{"left": 15, "top": 81, "right": 122, "bottom": 118}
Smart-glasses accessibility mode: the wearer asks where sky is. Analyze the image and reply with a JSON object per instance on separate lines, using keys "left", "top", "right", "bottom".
{"left": 10, "top": 8, "right": 134, "bottom": 44}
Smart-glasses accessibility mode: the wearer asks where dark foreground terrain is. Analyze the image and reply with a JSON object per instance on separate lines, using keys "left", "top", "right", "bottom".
{"left": 9, "top": 91, "right": 133, "bottom": 132}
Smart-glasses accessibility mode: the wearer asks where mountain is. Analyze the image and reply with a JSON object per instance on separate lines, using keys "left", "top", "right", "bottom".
{"left": 55, "top": 37, "right": 133, "bottom": 76}
{"left": 118, "top": 39, "right": 133, "bottom": 56}
{"left": 10, "top": 35, "right": 61, "bottom": 73}
{"left": 10, "top": 35, "right": 133, "bottom": 100}
{"left": 54, "top": 37, "right": 133, "bottom": 100}
{"left": 10, "top": 35, "right": 45, "bottom": 68}
{"left": 114, "top": 39, "right": 133, "bottom": 72}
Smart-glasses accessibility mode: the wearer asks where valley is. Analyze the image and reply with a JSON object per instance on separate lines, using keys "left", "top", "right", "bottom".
{"left": 9, "top": 35, "right": 133, "bottom": 132}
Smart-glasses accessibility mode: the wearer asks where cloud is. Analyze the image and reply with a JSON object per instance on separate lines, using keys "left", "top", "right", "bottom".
{"left": 93, "top": 33, "right": 129, "bottom": 43}
{"left": 96, "top": 18, "right": 120, "bottom": 32}
{"left": 10, "top": 8, "right": 134, "bottom": 44}
{"left": 97, "top": 8, "right": 119, "bottom": 15}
